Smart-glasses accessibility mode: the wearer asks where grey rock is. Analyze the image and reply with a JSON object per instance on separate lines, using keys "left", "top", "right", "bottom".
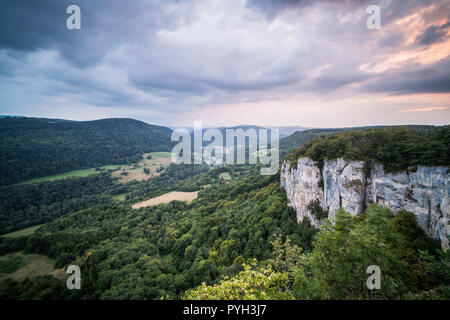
{"left": 281, "top": 157, "right": 449, "bottom": 251}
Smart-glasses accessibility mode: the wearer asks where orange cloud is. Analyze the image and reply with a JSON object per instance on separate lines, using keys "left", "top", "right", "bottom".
{"left": 396, "top": 106, "right": 448, "bottom": 113}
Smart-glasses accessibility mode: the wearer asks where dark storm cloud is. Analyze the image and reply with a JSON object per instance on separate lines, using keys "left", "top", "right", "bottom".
{"left": 377, "top": 34, "right": 405, "bottom": 48}
{"left": 0, "top": 1, "right": 67, "bottom": 51}
{"left": 362, "top": 59, "right": 450, "bottom": 94}
{"left": 0, "top": 0, "right": 187, "bottom": 67}
{"left": 416, "top": 21, "right": 450, "bottom": 45}
{"left": 0, "top": 0, "right": 449, "bottom": 123}
{"left": 245, "top": 0, "right": 370, "bottom": 17}
{"left": 0, "top": 0, "right": 100, "bottom": 67}
{"left": 311, "top": 73, "right": 369, "bottom": 91}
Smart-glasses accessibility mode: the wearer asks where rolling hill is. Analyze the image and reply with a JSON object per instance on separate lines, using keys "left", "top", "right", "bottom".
{"left": 0, "top": 117, "right": 173, "bottom": 185}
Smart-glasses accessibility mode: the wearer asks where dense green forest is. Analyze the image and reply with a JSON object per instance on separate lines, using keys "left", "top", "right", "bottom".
{"left": 286, "top": 126, "right": 450, "bottom": 172}
{"left": 185, "top": 207, "right": 449, "bottom": 300}
{"left": 1, "top": 174, "right": 448, "bottom": 299}
{"left": 0, "top": 172, "right": 318, "bottom": 299}
{"left": 0, "top": 174, "right": 117, "bottom": 234}
{"left": 0, "top": 162, "right": 225, "bottom": 235}
{"left": 0, "top": 121, "right": 448, "bottom": 300}
{"left": 0, "top": 118, "right": 174, "bottom": 185}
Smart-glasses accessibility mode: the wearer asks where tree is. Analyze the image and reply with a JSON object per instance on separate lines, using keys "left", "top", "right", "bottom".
{"left": 183, "top": 261, "right": 294, "bottom": 300}
{"left": 296, "top": 205, "right": 407, "bottom": 300}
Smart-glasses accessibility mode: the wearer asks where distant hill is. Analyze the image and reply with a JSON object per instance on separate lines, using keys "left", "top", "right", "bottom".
{"left": 0, "top": 115, "right": 25, "bottom": 119}
{"left": 272, "top": 126, "right": 310, "bottom": 138}
{"left": 219, "top": 125, "right": 310, "bottom": 138}
{"left": 0, "top": 117, "right": 173, "bottom": 185}
{"left": 177, "top": 125, "right": 308, "bottom": 139}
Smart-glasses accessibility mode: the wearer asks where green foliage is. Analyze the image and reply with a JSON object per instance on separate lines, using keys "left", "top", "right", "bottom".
{"left": 194, "top": 205, "right": 449, "bottom": 300}
{"left": 286, "top": 126, "right": 449, "bottom": 172}
{"left": 300, "top": 205, "right": 407, "bottom": 299}
{"left": 0, "top": 275, "right": 82, "bottom": 300}
{"left": 306, "top": 200, "right": 328, "bottom": 220}
{"left": 0, "top": 120, "right": 447, "bottom": 300}
{"left": 0, "top": 117, "right": 173, "bottom": 185}
{"left": 390, "top": 210, "right": 443, "bottom": 292}
{"left": 269, "top": 236, "right": 305, "bottom": 274}
{"left": 293, "top": 206, "right": 448, "bottom": 300}
{"left": 0, "top": 173, "right": 118, "bottom": 234}
{"left": 1, "top": 118, "right": 447, "bottom": 301}
{"left": 0, "top": 255, "right": 24, "bottom": 273}
{"left": 183, "top": 261, "right": 294, "bottom": 300}
{"left": 0, "top": 170, "right": 317, "bottom": 299}
{"left": 0, "top": 161, "right": 213, "bottom": 235}
{"left": 281, "top": 128, "right": 359, "bottom": 160}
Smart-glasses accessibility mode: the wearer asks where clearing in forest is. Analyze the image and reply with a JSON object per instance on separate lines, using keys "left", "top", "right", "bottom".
{"left": 112, "top": 153, "right": 172, "bottom": 183}
{"left": 18, "top": 164, "right": 126, "bottom": 185}
{"left": 132, "top": 191, "right": 199, "bottom": 209}
{"left": 1, "top": 224, "right": 43, "bottom": 238}
{"left": 0, "top": 252, "right": 65, "bottom": 281}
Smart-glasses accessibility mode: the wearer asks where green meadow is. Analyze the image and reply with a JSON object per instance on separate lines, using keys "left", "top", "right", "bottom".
{"left": 18, "top": 164, "right": 127, "bottom": 185}
{"left": 149, "top": 152, "right": 171, "bottom": 158}
{"left": 1, "top": 225, "right": 43, "bottom": 238}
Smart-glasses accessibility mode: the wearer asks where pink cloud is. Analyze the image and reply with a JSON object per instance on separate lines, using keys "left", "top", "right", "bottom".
{"left": 396, "top": 106, "right": 448, "bottom": 113}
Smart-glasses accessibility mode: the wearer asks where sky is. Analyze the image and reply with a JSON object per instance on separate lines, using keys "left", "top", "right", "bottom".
{"left": 0, "top": 0, "right": 449, "bottom": 128}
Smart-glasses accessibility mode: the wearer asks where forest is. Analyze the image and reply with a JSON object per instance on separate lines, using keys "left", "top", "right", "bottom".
{"left": 286, "top": 126, "right": 450, "bottom": 172}
{"left": 0, "top": 121, "right": 448, "bottom": 300}
{"left": 0, "top": 118, "right": 174, "bottom": 185}
{"left": 0, "top": 171, "right": 318, "bottom": 299}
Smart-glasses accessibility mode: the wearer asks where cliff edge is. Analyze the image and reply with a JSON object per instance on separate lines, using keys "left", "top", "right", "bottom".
{"left": 281, "top": 157, "right": 449, "bottom": 251}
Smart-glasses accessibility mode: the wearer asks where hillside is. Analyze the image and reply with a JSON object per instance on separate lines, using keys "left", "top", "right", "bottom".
{"left": 0, "top": 118, "right": 173, "bottom": 185}
{"left": 285, "top": 126, "right": 449, "bottom": 172}
{"left": 0, "top": 123, "right": 448, "bottom": 300}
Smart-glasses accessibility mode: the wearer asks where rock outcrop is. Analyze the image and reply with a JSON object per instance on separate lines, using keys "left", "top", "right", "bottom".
{"left": 280, "top": 157, "right": 450, "bottom": 251}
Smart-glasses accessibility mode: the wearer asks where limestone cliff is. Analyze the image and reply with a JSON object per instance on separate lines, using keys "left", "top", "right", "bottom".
{"left": 280, "top": 157, "right": 449, "bottom": 251}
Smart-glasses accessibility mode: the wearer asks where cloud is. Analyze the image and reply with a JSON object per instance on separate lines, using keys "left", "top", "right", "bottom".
{"left": 377, "top": 34, "right": 405, "bottom": 47}
{"left": 416, "top": 21, "right": 450, "bottom": 45}
{"left": 396, "top": 106, "right": 448, "bottom": 113}
{"left": 0, "top": 0, "right": 449, "bottom": 126}
{"left": 245, "top": 0, "right": 371, "bottom": 18}
{"left": 362, "top": 58, "right": 450, "bottom": 94}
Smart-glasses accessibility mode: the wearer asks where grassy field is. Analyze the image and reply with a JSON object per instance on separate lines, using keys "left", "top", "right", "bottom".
{"left": 112, "top": 153, "right": 172, "bottom": 183}
{"left": 17, "top": 152, "right": 171, "bottom": 185}
{"left": 149, "top": 151, "right": 171, "bottom": 158}
{"left": 132, "top": 191, "right": 199, "bottom": 209}
{"left": 1, "top": 224, "right": 43, "bottom": 238}
{"left": 18, "top": 164, "right": 127, "bottom": 185}
{"left": 0, "top": 252, "right": 63, "bottom": 281}
{"left": 219, "top": 172, "right": 232, "bottom": 181}
{"left": 112, "top": 193, "right": 128, "bottom": 202}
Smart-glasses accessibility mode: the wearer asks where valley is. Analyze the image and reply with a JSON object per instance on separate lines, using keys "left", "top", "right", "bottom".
{"left": 2, "top": 0, "right": 450, "bottom": 306}
{"left": 18, "top": 165, "right": 126, "bottom": 185}
{"left": 0, "top": 252, "right": 64, "bottom": 282}
{"left": 0, "top": 117, "right": 448, "bottom": 300}
{"left": 111, "top": 153, "right": 172, "bottom": 183}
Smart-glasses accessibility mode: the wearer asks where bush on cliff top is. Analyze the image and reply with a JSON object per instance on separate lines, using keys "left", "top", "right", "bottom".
{"left": 285, "top": 126, "right": 449, "bottom": 172}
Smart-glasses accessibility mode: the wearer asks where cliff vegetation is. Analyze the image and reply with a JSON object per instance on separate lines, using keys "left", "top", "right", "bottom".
{"left": 286, "top": 126, "right": 449, "bottom": 172}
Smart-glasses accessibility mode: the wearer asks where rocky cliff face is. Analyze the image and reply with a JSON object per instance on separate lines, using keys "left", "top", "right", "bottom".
{"left": 280, "top": 157, "right": 449, "bottom": 251}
